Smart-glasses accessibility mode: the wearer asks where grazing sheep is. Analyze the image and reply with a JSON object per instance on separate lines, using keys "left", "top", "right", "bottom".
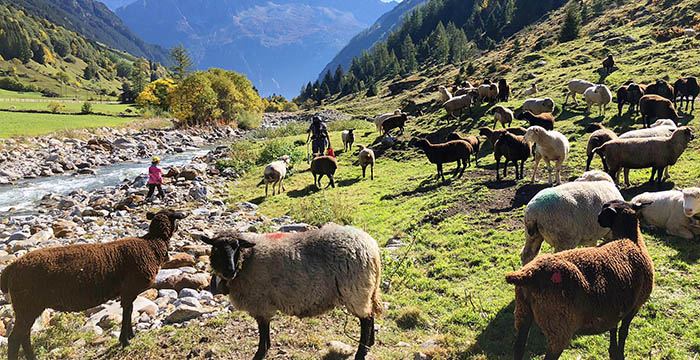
{"left": 639, "top": 94, "right": 679, "bottom": 128}
{"left": 373, "top": 110, "right": 401, "bottom": 133}
{"left": 415, "top": 139, "right": 472, "bottom": 182}
{"left": 585, "top": 123, "right": 618, "bottom": 171}
{"left": 494, "top": 131, "right": 531, "bottom": 181}
{"left": 478, "top": 82, "right": 499, "bottom": 103}
{"left": 310, "top": 155, "right": 338, "bottom": 188}
{"left": 200, "top": 224, "right": 382, "bottom": 360}
{"left": 447, "top": 132, "right": 481, "bottom": 166}
{"left": 522, "top": 97, "right": 555, "bottom": 115}
{"left": 381, "top": 113, "right": 408, "bottom": 137}
{"left": 616, "top": 82, "right": 645, "bottom": 116}
{"left": 583, "top": 84, "right": 613, "bottom": 115}
{"left": 497, "top": 79, "right": 510, "bottom": 102}
{"left": 341, "top": 129, "right": 355, "bottom": 152}
{"left": 673, "top": 77, "right": 699, "bottom": 112}
{"left": 1, "top": 210, "right": 188, "bottom": 359}
{"left": 602, "top": 54, "right": 615, "bottom": 74}
{"left": 438, "top": 85, "right": 452, "bottom": 103}
{"left": 443, "top": 94, "right": 474, "bottom": 119}
{"left": 522, "top": 83, "right": 538, "bottom": 97}
{"left": 520, "top": 170, "right": 623, "bottom": 265}
{"left": 524, "top": 126, "right": 570, "bottom": 185}
{"left": 632, "top": 187, "right": 700, "bottom": 239}
{"left": 645, "top": 79, "right": 675, "bottom": 101}
{"left": 257, "top": 155, "right": 291, "bottom": 196}
{"left": 615, "top": 119, "right": 678, "bottom": 184}
{"left": 479, "top": 126, "right": 528, "bottom": 147}
{"left": 490, "top": 105, "right": 515, "bottom": 128}
{"left": 453, "top": 86, "right": 478, "bottom": 97}
{"left": 508, "top": 200, "right": 654, "bottom": 359}
{"left": 357, "top": 145, "right": 375, "bottom": 180}
{"left": 563, "top": 79, "right": 594, "bottom": 106}
{"left": 594, "top": 127, "right": 695, "bottom": 187}
{"left": 516, "top": 111, "right": 554, "bottom": 130}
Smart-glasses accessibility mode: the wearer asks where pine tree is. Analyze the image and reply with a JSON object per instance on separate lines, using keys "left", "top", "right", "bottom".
{"left": 429, "top": 22, "right": 450, "bottom": 64}
{"left": 322, "top": 69, "right": 334, "bottom": 94}
{"left": 169, "top": 44, "right": 194, "bottom": 82}
{"left": 400, "top": 34, "right": 418, "bottom": 73}
{"left": 333, "top": 65, "right": 344, "bottom": 94}
{"left": 130, "top": 59, "right": 149, "bottom": 98}
{"left": 559, "top": 3, "right": 582, "bottom": 43}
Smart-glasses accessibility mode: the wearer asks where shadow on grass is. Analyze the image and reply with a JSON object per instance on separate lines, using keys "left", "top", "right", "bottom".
{"left": 488, "top": 183, "right": 550, "bottom": 214}
{"left": 337, "top": 178, "right": 361, "bottom": 187}
{"left": 381, "top": 176, "right": 452, "bottom": 200}
{"left": 287, "top": 184, "right": 318, "bottom": 198}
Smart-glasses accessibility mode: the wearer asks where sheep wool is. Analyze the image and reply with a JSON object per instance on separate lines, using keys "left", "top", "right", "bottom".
{"left": 632, "top": 188, "right": 700, "bottom": 239}
{"left": 524, "top": 126, "right": 569, "bottom": 185}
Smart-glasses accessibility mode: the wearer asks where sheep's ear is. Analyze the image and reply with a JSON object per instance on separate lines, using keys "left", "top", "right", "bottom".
{"left": 146, "top": 212, "right": 155, "bottom": 220}
{"left": 173, "top": 212, "right": 188, "bottom": 220}
{"left": 598, "top": 207, "right": 617, "bottom": 228}
{"left": 199, "top": 235, "right": 217, "bottom": 246}
{"left": 674, "top": 186, "right": 682, "bottom": 191}
{"left": 632, "top": 201, "right": 652, "bottom": 211}
{"left": 238, "top": 239, "right": 256, "bottom": 249}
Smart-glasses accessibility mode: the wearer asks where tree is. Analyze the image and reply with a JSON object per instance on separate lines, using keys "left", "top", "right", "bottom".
{"left": 116, "top": 60, "right": 132, "bottom": 78}
{"left": 83, "top": 62, "right": 99, "bottom": 80}
{"left": 169, "top": 44, "right": 194, "bottom": 82}
{"left": 136, "top": 78, "right": 176, "bottom": 112}
{"left": 559, "top": 3, "right": 582, "bottom": 42}
{"left": 130, "top": 59, "right": 149, "bottom": 97}
{"left": 333, "top": 65, "right": 344, "bottom": 94}
{"left": 429, "top": 22, "right": 450, "bottom": 64}
{"left": 399, "top": 35, "right": 418, "bottom": 73}
{"left": 169, "top": 72, "right": 220, "bottom": 127}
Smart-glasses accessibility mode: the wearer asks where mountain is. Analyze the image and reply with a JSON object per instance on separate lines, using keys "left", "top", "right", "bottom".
{"left": 115, "top": 0, "right": 399, "bottom": 98}
{"left": 319, "top": 0, "right": 428, "bottom": 81}
{"left": 99, "top": 0, "right": 136, "bottom": 11}
{"left": 2, "top": 0, "right": 169, "bottom": 63}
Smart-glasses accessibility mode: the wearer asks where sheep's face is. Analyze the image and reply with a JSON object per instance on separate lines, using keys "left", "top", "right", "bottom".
{"left": 146, "top": 210, "right": 188, "bottom": 237}
{"left": 200, "top": 234, "right": 256, "bottom": 281}
{"left": 524, "top": 126, "right": 543, "bottom": 143}
{"left": 682, "top": 189, "right": 700, "bottom": 217}
{"left": 598, "top": 200, "right": 649, "bottom": 229}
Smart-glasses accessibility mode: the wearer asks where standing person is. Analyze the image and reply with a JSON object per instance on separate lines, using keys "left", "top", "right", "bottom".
{"left": 306, "top": 115, "right": 331, "bottom": 155}
{"left": 146, "top": 156, "right": 166, "bottom": 200}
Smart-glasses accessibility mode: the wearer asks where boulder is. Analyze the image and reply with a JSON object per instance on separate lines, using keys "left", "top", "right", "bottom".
{"left": 155, "top": 272, "right": 210, "bottom": 292}
{"left": 52, "top": 220, "right": 76, "bottom": 238}
{"left": 166, "top": 305, "right": 206, "bottom": 323}
{"left": 163, "top": 253, "right": 196, "bottom": 269}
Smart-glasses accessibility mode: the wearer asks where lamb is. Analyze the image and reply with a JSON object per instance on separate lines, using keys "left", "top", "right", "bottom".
{"left": 497, "top": 79, "right": 510, "bottom": 102}
{"left": 585, "top": 123, "right": 618, "bottom": 171}
{"left": 524, "top": 126, "right": 570, "bottom": 185}
{"left": 443, "top": 94, "right": 474, "bottom": 119}
{"left": 673, "top": 76, "right": 699, "bottom": 112}
{"left": 616, "top": 82, "right": 645, "bottom": 116}
{"left": 645, "top": 79, "right": 675, "bottom": 101}
{"left": 563, "top": 79, "right": 594, "bottom": 106}
{"left": 341, "top": 129, "right": 355, "bottom": 151}
{"left": 593, "top": 127, "right": 695, "bottom": 187}
{"left": 522, "top": 97, "right": 555, "bottom": 115}
{"left": 522, "top": 83, "right": 538, "bottom": 97}
{"left": 257, "top": 155, "right": 291, "bottom": 196}
{"left": 415, "top": 138, "right": 472, "bottom": 182}
{"left": 373, "top": 109, "right": 401, "bottom": 133}
{"left": 583, "top": 84, "right": 613, "bottom": 115}
{"left": 520, "top": 170, "right": 623, "bottom": 265}
{"left": 639, "top": 94, "right": 680, "bottom": 128}
{"left": 310, "top": 154, "right": 338, "bottom": 188}
{"left": 1, "top": 210, "right": 188, "bottom": 359}
{"left": 602, "top": 54, "right": 615, "bottom": 74}
{"left": 357, "top": 145, "right": 375, "bottom": 180}
{"left": 438, "top": 85, "right": 452, "bottom": 103}
{"left": 478, "top": 81, "right": 499, "bottom": 103}
{"left": 489, "top": 105, "right": 514, "bottom": 128}
{"left": 381, "top": 113, "right": 408, "bottom": 136}
{"left": 516, "top": 110, "right": 554, "bottom": 130}
{"left": 478, "top": 126, "right": 527, "bottom": 147}
{"left": 632, "top": 187, "right": 700, "bottom": 239}
{"left": 508, "top": 200, "right": 654, "bottom": 359}
{"left": 493, "top": 131, "right": 531, "bottom": 181}
{"left": 447, "top": 132, "right": 481, "bottom": 166}
{"left": 200, "top": 224, "right": 382, "bottom": 360}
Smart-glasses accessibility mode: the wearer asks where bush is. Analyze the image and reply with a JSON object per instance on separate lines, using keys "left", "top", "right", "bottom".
{"left": 326, "top": 118, "right": 373, "bottom": 132}
{"left": 257, "top": 139, "right": 305, "bottom": 165}
{"left": 214, "top": 141, "right": 261, "bottom": 177}
{"left": 81, "top": 102, "right": 93, "bottom": 114}
{"left": 289, "top": 193, "right": 356, "bottom": 227}
{"left": 0, "top": 77, "right": 25, "bottom": 91}
{"left": 252, "top": 122, "right": 307, "bottom": 139}
{"left": 395, "top": 306, "right": 430, "bottom": 329}
{"left": 236, "top": 111, "right": 262, "bottom": 130}
{"left": 48, "top": 101, "right": 64, "bottom": 113}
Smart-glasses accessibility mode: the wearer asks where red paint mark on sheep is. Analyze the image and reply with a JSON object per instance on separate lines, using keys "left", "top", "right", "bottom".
{"left": 551, "top": 270, "right": 562, "bottom": 284}
{"left": 266, "top": 233, "right": 287, "bottom": 240}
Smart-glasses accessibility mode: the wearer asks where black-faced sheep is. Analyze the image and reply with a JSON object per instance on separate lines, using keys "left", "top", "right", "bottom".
{"left": 645, "top": 79, "right": 675, "bottom": 101}
{"left": 415, "top": 139, "right": 472, "bottom": 182}
{"left": 673, "top": 76, "right": 699, "bottom": 112}
{"left": 490, "top": 105, "right": 514, "bottom": 128}
{"left": 497, "top": 79, "right": 510, "bottom": 102}
{"left": 516, "top": 111, "right": 554, "bottom": 130}
{"left": 494, "top": 131, "right": 531, "bottom": 181}
{"left": 602, "top": 54, "right": 615, "bottom": 74}
{"left": 374, "top": 110, "right": 402, "bottom": 133}
{"left": 1, "top": 210, "right": 188, "bottom": 359}
{"left": 585, "top": 123, "right": 617, "bottom": 172}
{"left": 632, "top": 187, "right": 700, "bottom": 239}
{"left": 520, "top": 170, "right": 623, "bottom": 265}
{"left": 523, "top": 126, "right": 570, "bottom": 185}
{"left": 616, "top": 82, "right": 645, "bottom": 117}
{"left": 310, "top": 155, "right": 338, "bottom": 188}
{"left": 563, "top": 79, "right": 594, "bottom": 106}
{"left": 200, "top": 224, "right": 382, "bottom": 360}
{"left": 639, "top": 94, "right": 679, "bottom": 128}
{"left": 584, "top": 84, "right": 613, "bottom": 115}
{"left": 357, "top": 145, "right": 375, "bottom": 180}
{"left": 478, "top": 126, "right": 527, "bottom": 147}
{"left": 258, "top": 155, "right": 291, "bottom": 196}
{"left": 381, "top": 113, "right": 408, "bottom": 137}
{"left": 508, "top": 200, "right": 654, "bottom": 360}
{"left": 522, "top": 97, "right": 555, "bottom": 115}
{"left": 447, "top": 132, "right": 481, "bottom": 166}
{"left": 342, "top": 129, "right": 355, "bottom": 151}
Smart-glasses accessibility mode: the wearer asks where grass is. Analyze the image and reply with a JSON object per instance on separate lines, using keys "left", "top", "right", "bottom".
{"left": 0, "top": 111, "right": 133, "bottom": 137}
{"left": 0, "top": 100, "right": 137, "bottom": 115}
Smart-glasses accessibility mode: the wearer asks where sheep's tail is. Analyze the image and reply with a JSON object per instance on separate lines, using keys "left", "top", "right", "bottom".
{"left": 505, "top": 269, "right": 534, "bottom": 285}
{"left": 370, "top": 255, "right": 384, "bottom": 318}
{"left": 506, "top": 259, "right": 586, "bottom": 298}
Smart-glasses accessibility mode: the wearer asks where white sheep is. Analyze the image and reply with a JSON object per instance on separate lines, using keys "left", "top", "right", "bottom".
{"left": 520, "top": 170, "right": 624, "bottom": 264}
{"left": 438, "top": 85, "right": 452, "bottom": 103}
{"left": 373, "top": 109, "right": 401, "bottom": 133}
{"left": 583, "top": 84, "right": 613, "bottom": 115}
{"left": 478, "top": 83, "right": 499, "bottom": 103}
{"left": 443, "top": 94, "right": 474, "bottom": 118}
{"left": 258, "top": 155, "right": 290, "bottom": 196}
{"left": 522, "top": 83, "right": 538, "bottom": 97}
{"left": 564, "top": 79, "right": 594, "bottom": 105}
{"left": 631, "top": 187, "right": 700, "bottom": 239}
{"left": 341, "top": 129, "right": 355, "bottom": 151}
{"left": 524, "top": 126, "right": 570, "bottom": 185}
{"left": 522, "top": 97, "right": 555, "bottom": 115}
{"left": 357, "top": 145, "right": 375, "bottom": 180}
{"left": 650, "top": 119, "right": 678, "bottom": 128}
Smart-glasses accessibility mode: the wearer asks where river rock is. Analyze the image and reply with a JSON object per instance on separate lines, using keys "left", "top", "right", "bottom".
{"left": 166, "top": 305, "right": 206, "bottom": 323}
{"left": 98, "top": 313, "right": 121, "bottom": 330}
{"left": 58, "top": 199, "right": 76, "bottom": 210}
{"left": 155, "top": 272, "right": 210, "bottom": 292}
{"left": 52, "top": 220, "right": 76, "bottom": 238}
{"left": 8, "top": 231, "right": 30, "bottom": 241}
{"left": 278, "top": 223, "right": 312, "bottom": 233}
{"left": 163, "top": 253, "right": 196, "bottom": 269}
{"left": 189, "top": 185, "right": 208, "bottom": 201}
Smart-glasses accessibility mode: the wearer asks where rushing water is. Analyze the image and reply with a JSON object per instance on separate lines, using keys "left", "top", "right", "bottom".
{"left": 0, "top": 148, "right": 211, "bottom": 213}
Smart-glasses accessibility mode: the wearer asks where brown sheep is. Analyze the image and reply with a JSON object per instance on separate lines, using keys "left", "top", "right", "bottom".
{"left": 639, "top": 94, "right": 679, "bottom": 128}
{"left": 506, "top": 200, "right": 654, "bottom": 360}
{"left": 1, "top": 210, "right": 188, "bottom": 359}
{"left": 447, "top": 132, "right": 481, "bottom": 166}
{"left": 357, "top": 145, "right": 375, "bottom": 180}
{"left": 673, "top": 77, "right": 699, "bottom": 112}
{"left": 602, "top": 54, "right": 615, "bottom": 74}
{"left": 310, "top": 155, "right": 338, "bottom": 188}
{"left": 516, "top": 111, "right": 554, "bottom": 130}
{"left": 616, "top": 82, "right": 645, "bottom": 116}
{"left": 380, "top": 113, "right": 408, "bottom": 137}
{"left": 494, "top": 131, "right": 531, "bottom": 181}
{"left": 497, "top": 79, "right": 510, "bottom": 102}
{"left": 585, "top": 123, "right": 617, "bottom": 172}
{"left": 478, "top": 126, "right": 528, "bottom": 147}
{"left": 415, "top": 139, "right": 472, "bottom": 182}
{"left": 645, "top": 79, "right": 675, "bottom": 101}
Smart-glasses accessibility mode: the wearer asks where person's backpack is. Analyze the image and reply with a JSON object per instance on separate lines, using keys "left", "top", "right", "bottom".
{"left": 310, "top": 122, "right": 327, "bottom": 139}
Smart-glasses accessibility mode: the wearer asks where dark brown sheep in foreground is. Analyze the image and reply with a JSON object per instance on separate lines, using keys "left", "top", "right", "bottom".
{"left": 506, "top": 200, "right": 654, "bottom": 360}
{"left": 310, "top": 154, "right": 338, "bottom": 188}
{"left": 639, "top": 94, "right": 679, "bottom": 128}
{"left": 494, "top": 131, "right": 531, "bottom": 181}
{"left": 1, "top": 210, "right": 187, "bottom": 360}
{"left": 673, "top": 76, "right": 699, "bottom": 112}
{"left": 585, "top": 122, "right": 617, "bottom": 172}
{"left": 415, "top": 139, "right": 472, "bottom": 182}
{"left": 447, "top": 132, "right": 481, "bottom": 166}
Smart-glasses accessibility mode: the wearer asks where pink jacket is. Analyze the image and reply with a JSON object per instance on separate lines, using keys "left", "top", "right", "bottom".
{"left": 148, "top": 165, "right": 163, "bottom": 184}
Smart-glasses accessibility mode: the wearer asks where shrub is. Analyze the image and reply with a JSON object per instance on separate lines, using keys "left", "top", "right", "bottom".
{"left": 289, "top": 193, "right": 356, "bottom": 227}
{"left": 48, "top": 101, "right": 64, "bottom": 113}
{"left": 257, "top": 139, "right": 305, "bottom": 165}
{"left": 81, "top": 102, "right": 93, "bottom": 114}
{"left": 395, "top": 306, "right": 430, "bottom": 329}
{"left": 252, "top": 122, "right": 307, "bottom": 139}
{"left": 0, "top": 77, "right": 25, "bottom": 91}
{"left": 236, "top": 111, "right": 262, "bottom": 130}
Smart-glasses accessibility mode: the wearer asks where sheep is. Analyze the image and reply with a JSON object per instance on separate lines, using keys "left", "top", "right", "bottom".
{"left": 489, "top": 105, "right": 514, "bottom": 128}
{"left": 357, "top": 145, "right": 375, "bottom": 180}
{"left": 673, "top": 76, "right": 699, "bottom": 112}
{"left": 443, "top": 94, "right": 474, "bottom": 119}
{"left": 478, "top": 82, "right": 499, "bottom": 103}
{"left": 602, "top": 54, "right": 615, "bottom": 74}
{"left": 1, "top": 210, "right": 188, "bottom": 359}
{"left": 524, "top": 126, "right": 570, "bottom": 185}
{"left": 497, "top": 79, "right": 510, "bottom": 102}
{"left": 381, "top": 113, "right": 408, "bottom": 137}
{"left": 516, "top": 111, "right": 554, "bottom": 130}
{"left": 341, "top": 129, "right": 355, "bottom": 152}
{"left": 415, "top": 139, "right": 472, "bottom": 182}
{"left": 522, "top": 83, "right": 538, "bottom": 97}
{"left": 310, "top": 154, "right": 338, "bottom": 188}
{"left": 257, "top": 155, "right": 291, "bottom": 196}
{"left": 478, "top": 126, "right": 527, "bottom": 147}
{"left": 645, "top": 79, "right": 675, "bottom": 101}
{"left": 632, "top": 187, "right": 700, "bottom": 239}
{"left": 438, "top": 85, "right": 452, "bottom": 103}
{"left": 563, "top": 79, "right": 594, "bottom": 106}
{"left": 453, "top": 85, "right": 477, "bottom": 97}
{"left": 614, "top": 122, "right": 678, "bottom": 183}
{"left": 522, "top": 97, "right": 555, "bottom": 115}
{"left": 199, "top": 224, "right": 382, "bottom": 360}
{"left": 508, "top": 200, "right": 654, "bottom": 360}
{"left": 639, "top": 94, "right": 679, "bottom": 128}
{"left": 616, "top": 82, "right": 645, "bottom": 116}
{"left": 593, "top": 126, "right": 695, "bottom": 187}
{"left": 583, "top": 84, "right": 613, "bottom": 115}
{"left": 447, "top": 132, "right": 481, "bottom": 166}
{"left": 373, "top": 109, "right": 401, "bottom": 133}
{"left": 493, "top": 131, "right": 531, "bottom": 181}
{"left": 520, "top": 170, "right": 623, "bottom": 265}
{"left": 585, "top": 123, "right": 618, "bottom": 172}
{"left": 650, "top": 119, "right": 678, "bottom": 128}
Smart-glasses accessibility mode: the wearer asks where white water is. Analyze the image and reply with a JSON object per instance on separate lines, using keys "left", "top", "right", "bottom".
{"left": 0, "top": 148, "right": 211, "bottom": 214}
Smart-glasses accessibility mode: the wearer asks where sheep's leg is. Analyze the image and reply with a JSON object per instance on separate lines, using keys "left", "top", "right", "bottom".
{"left": 608, "top": 326, "right": 619, "bottom": 360}
{"left": 503, "top": 160, "right": 509, "bottom": 178}
{"left": 265, "top": 183, "right": 269, "bottom": 197}
{"left": 513, "top": 307, "right": 533, "bottom": 360}
{"left": 624, "top": 168, "right": 631, "bottom": 187}
{"left": 254, "top": 318, "right": 271, "bottom": 360}
{"left": 572, "top": 93, "right": 578, "bottom": 105}
{"left": 600, "top": 154, "right": 609, "bottom": 173}
{"left": 119, "top": 299, "right": 135, "bottom": 347}
{"left": 545, "top": 160, "right": 553, "bottom": 185}
{"left": 281, "top": 180, "right": 286, "bottom": 193}
{"left": 362, "top": 165, "right": 366, "bottom": 179}
{"left": 655, "top": 166, "right": 664, "bottom": 188}
{"left": 370, "top": 164, "right": 374, "bottom": 180}
{"left": 328, "top": 175, "right": 335, "bottom": 188}
{"left": 496, "top": 158, "right": 501, "bottom": 181}
{"left": 531, "top": 154, "right": 541, "bottom": 183}
{"left": 458, "top": 158, "right": 467, "bottom": 178}
{"left": 664, "top": 166, "right": 670, "bottom": 179}
{"left": 355, "top": 317, "right": 374, "bottom": 360}
{"left": 519, "top": 160, "right": 526, "bottom": 180}
{"left": 616, "top": 311, "right": 638, "bottom": 360}
{"left": 8, "top": 312, "right": 38, "bottom": 360}
{"left": 586, "top": 153, "right": 593, "bottom": 171}
{"left": 437, "top": 164, "right": 446, "bottom": 182}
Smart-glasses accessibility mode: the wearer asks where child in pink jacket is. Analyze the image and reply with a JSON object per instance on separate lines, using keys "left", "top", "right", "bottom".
{"left": 146, "top": 156, "right": 165, "bottom": 200}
